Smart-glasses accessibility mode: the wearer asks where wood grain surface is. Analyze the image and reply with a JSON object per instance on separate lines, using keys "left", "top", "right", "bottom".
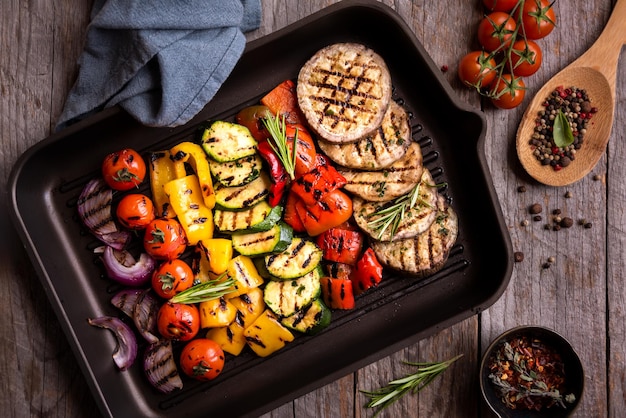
{"left": 1, "top": 1, "right": 624, "bottom": 417}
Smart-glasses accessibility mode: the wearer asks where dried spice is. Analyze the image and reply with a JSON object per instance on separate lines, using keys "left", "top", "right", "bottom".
{"left": 529, "top": 86, "right": 597, "bottom": 171}
{"left": 487, "top": 335, "right": 576, "bottom": 411}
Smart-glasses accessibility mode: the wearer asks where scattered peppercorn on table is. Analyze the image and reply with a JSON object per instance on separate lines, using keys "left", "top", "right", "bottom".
{"left": 2, "top": 1, "right": 625, "bottom": 417}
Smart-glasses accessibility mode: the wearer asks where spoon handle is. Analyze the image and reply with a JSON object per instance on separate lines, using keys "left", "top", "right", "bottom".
{"left": 575, "top": 0, "right": 626, "bottom": 87}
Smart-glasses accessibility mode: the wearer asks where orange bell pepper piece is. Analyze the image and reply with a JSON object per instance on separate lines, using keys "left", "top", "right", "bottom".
{"left": 260, "top": 79, "right": 305, "bottom": 126}
{"left": 295, "top": 189, "right": 353, "bottom": 237}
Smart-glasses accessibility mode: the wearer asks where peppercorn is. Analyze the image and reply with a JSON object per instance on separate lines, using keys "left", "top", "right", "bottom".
{"left": 542, "top": 262, "right": 551, "bottom": 269}
{"left": 517, "top": 185, "right": 527, "bottom": 193}
{"left": 533, "top": 215, "right": 542, "bottom": 222}
{"left": 514, "top": 252, "right": 524, "bottom": 262}
{"left": 584, "top": 222, "right": 592, "bottom": 229}
{"left": 529, "top": 203, "right": 542, "bottom": 215}
{"left": 564, "top": 191, "right": 573, "bottom": 198}
{"left": 553, "top": 208, "right": 562, "bottom": 215}
{"left": 521, "top": 219, "right": 529, "bottom": 227}
{"left": 547, "top": 256, "right": 555, "bottom": 263}
{"left": 560, "top": 217, "right": 574, "bottom": 228}
{"left": 593, "top": 174, "right": 602, "bottom": 181}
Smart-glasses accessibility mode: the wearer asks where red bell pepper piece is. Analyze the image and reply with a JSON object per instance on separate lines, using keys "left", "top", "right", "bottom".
{"left": 260, "top": 79, "right": 306, "bottom": 126}
{"left": 316, "top": 227, "right": 364, "bottom": 265}
{"left": 283, "top": 191, "right": 306, "bottom": 233}
{"left": 350, "top": 248, "right": 384, "bottom": 296}
{"left": 291, "top": 155, "right": 347, "bottom": 206}
{"left": 325, "top": 262, "right": 353, "bottom": 281}
{"left": 286, "top": 124, "right": 318, "bottom": 178}
{"left": 320, "top": 276, "right": 355, "bottom": 310}
{"left": 295, "top": 189, "right": 353, "bottom": 237}
{"left": 257, "top": 141, "right": 290, "bottom": 207}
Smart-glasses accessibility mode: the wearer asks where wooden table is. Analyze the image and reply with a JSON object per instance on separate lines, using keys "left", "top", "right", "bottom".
{"left": 2, "top": 1, "right": 624, "bottom": 417}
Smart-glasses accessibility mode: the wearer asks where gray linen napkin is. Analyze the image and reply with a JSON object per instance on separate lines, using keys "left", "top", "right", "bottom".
{"left": 56, "top": 0, "right": 261, "bottom": 131}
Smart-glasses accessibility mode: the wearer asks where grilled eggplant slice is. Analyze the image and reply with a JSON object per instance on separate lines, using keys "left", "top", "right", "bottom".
{"left": 297, "top": 43, "right": 392, "bottom": 144}
{"left": 371, "top": 194, "right": 459, "bottom": 276}
{"left": 317, "top": 101, "right": 411, "bottom": 170}
{"left": 352, "top": 168, "right": 439, "bottom": 241}
{"left": 340, "top": 141, "right": 424, "bottom": 202}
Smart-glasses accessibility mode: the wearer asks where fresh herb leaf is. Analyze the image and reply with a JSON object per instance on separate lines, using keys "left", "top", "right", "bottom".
{"left": 169, "top": 273, "right": 235, "bottom": 304}
{"left": 361, "top": 354, "right": 463, "bottom": 416}
{"left": 263, "top": 114, "right": 298, "bottom": 180}
{"left": 553, "top": 109, "right": 574, "bottom": 148}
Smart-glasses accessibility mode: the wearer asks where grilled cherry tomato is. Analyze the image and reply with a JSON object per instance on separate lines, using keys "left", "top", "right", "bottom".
{"left": 235, "top": 105, "right": 273, "bottom": 141}
{"left": 156, "top": 301, "right": 200, "bottom": 341}
{"left": 143, "top": 218, "right": 187, "bottom": 260}
{"left": 116, "top": 193, "right": 155, "bottom": 230}
{"left": 151, "top": 259, "right": 194, "bottom": 299}
{"left": 477, "top": 11, "right": 516, "bottom": 52}
{"left": 102, "top": 148, "right": 146, "bottom": 191}
{"left": 179, "top": 338, "right": 225, "bottom": 381}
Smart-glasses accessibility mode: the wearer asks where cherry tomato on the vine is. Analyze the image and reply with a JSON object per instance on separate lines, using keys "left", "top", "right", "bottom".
{"left": 116, "top": 193, "right": 155, "bottom": 230}
{"left": 156, "top": 301, "right": 200, "bottom": 341}
{"left": 477, "top": 11, "right": 517, "bottom": 52}
{"left": 151, "top": 259, "right": 194, "bottom": 299}
{"left": 489, "top": 74, "right": 526, "bottom": 109}
{"left": 102, "top": 148, "right": 146, "bottom": 191}
{"left": 143, "top": 218, "right": 187, "bottom": 260}
{"left": 180, "top": 338, "right": 225, "bottom": 381}
{"left": 520, "top": 0, "right": 556, "bottom": 40}
{"left": 510, "top": 39, "right": 543, "bottom": 77}
{"left": 458, "top": 51, "right": 497, "bottom": 89}
{"left": 482, "top": 0, "right": 518, "bottom": 12}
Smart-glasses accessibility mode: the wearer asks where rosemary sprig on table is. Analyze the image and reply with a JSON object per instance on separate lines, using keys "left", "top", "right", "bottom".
{"left": 361, "top": 354, "right": 463, "bottom": 416}
{"left": 170, "top": 273, "right": 235, "bottom": 304}
{"left": 263, "top": 113, "right": 299, "bottom": 180}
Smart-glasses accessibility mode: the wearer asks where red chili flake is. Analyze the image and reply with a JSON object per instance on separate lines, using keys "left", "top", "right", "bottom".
{"left": 553, "top": 164, "right": 562, "bottom": 171}
{"left": 440, "top": 64, "right": 448, "bottom": 72}
{"left": 551, "top": 146, "right": 559, "bottom": 154}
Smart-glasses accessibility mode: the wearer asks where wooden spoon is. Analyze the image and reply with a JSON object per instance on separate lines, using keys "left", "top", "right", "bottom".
{"left": 516, "top": 0, "right": 626, "bottom": 186}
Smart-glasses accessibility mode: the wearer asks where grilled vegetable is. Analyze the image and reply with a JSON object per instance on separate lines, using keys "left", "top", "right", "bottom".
{"left": 265, "top": 237, "right": 323, "bottom": 280}
{"left": 179, "top": 338, "right": 225, "bottom": 381}
{"left": 100, "top": 246, "right": 156, "bottom": 287}
{"left": 244, "top": 308, "right": 295, "bottom": 357}
{"left": 316, "top": 226, "right": 364, "bottom": 265}
{"left": 163, "top": 174, "right": 214, "bottom": 245}
{"left": 193, "top": 238, "right": 233, "bottom": 281}
{"left": 281, "top": 298, "right": 331, "bottom": 335}
{"left": 225, "top": 255, "right": 265, "bottom": 299}
{"left": 257, "top": 140, "right": 290, "bottom": 207}
{"left": 231, "top": 221, "right": 293, "bottom": 257}
{"left": 143, "top": 339, "right": 183, "bottom": 394}
{"left": 148, "top": 150, "right": 178, "bottom": 218}
{"left": 235, "top": 105, "right": 272, "bottom": 141}
{"left": 169, "top": 141, "right": 216, "bottom": 209}
{"left": 214, "top": 172, "right": 271, "bottom": 210}
{"left": 320, "top": 276, "right": 355, "bottom": 310}
{"left": 260, "top": 79, "right": 305, "bottom": 125}
{"left": 143, "top": 218, "right": 187, "bottom": 261}
{"left": 201, "top": 120, "right": 258, "bottom": 162}
{"left": 87, "top": 316, "right": 138, "bottom": 371}
{"left": 290, "top": 154, "right": 347, "bottom": 206}
{"left": 213, "top": 201, "right": 282, "bottom": 233}
{"left": 209, "top": 154, "right": 263, "bottom": 187}
{"left": 156, "top": 301, "right": 200, "bottom": 341}
{"left": 205, "top": 287, "right": 265, "bottom": 356}
{"left": 263, "top": 267, "right": 322, "bottom": 317}
{"left": 199, "top": 296, "right": 237, "bottom": 328}
{"left": 350, "top": 247, "right": 384, "bottom": 295}
{"left": 283, "top": 190, "right": 306, "bottom": 233}
{"left": 295, "top": 189, "right": 353, "bottom": 237}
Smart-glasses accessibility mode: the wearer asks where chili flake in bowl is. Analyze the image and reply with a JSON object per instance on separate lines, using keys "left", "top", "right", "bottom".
{"left": 480, "top": 326, "right": 584, "bottom": 417}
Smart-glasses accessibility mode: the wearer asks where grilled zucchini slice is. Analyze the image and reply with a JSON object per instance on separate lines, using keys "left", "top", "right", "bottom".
{"left": 214, "top": 201, "right": 282, "bottom": 233}
{"left": 264, "top": 237, "right": 323, "bottom": 280}
{"left": 232, "top": 222, "right": 293, "bottom": 257}
{"left": 209, "top": 154, "right": 263, "bottom": 187}
{"left": 263, "top": 268, "right": 322, "bottom": 317}
{"left": 281, "top": 298, "right": 331, "bottom": 335}
{"left": 202, "top": 120, "right": 258, "bottom": 162}
{"left": 215, "top": 172, "right": 271, "bottom": 210}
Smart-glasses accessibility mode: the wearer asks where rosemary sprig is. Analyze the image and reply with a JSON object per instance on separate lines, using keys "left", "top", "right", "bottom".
{"left": 169, "top": 273, "right": 235, "bottom": 304}
{"left": 361, "top": 354, "right": 463, "bottom": 416}
{"left": 367, "top": 181, "right": 433, "bottom": 241}
{"left": 263, "top": 113, "right": 299, "bottom": 180}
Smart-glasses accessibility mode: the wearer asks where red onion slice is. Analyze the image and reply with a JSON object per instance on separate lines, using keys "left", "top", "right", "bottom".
{"left": 101, "top": 246, "right": 156, "bottom": 287}
{"left": 88, "top": 316, "right": 138, "bottom": 371}
{"left": 144, "top": 339, "right": 183, "bottom": 393}
{"left": 133, "top": 289, "right": 160, "bottom": 343}
{"left": 111, "top": 288, "right": 144, "bottom": 317}
{"left": 77, "top": 178, "right": 131, "bottom": 250}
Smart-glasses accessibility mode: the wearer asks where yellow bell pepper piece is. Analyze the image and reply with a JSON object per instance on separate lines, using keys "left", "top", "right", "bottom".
{"left": 199, "top": 296, "right": 237, "bottom": 328}
{"left": 169, "top": 141, "right": 215, "bottom": 209}
{"left": 206, "top": 288, "right": 265, "bottom": 356}
{"left": 244, "top": 308, "right": 294, "bottom": 357}
{"left": 225, "top": 255, "right": 264, "bottom": 299}
{"left": 148, "top": 150, "right": 177, "bottom": 218}
{"left": 193, "top": 238, "right": 233, "bottom": 283}
{"left": 163, "top": 174, "right": 214, "bottom": 245}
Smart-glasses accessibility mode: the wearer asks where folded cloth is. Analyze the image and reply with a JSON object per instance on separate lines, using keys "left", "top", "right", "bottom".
{"left": 56, "top": 0, "right": 261, "bottom": 131}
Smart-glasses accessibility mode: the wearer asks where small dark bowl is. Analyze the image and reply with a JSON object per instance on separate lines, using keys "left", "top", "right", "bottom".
{"left": 480, "top": 326, "right": 584, "bottom": 418}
